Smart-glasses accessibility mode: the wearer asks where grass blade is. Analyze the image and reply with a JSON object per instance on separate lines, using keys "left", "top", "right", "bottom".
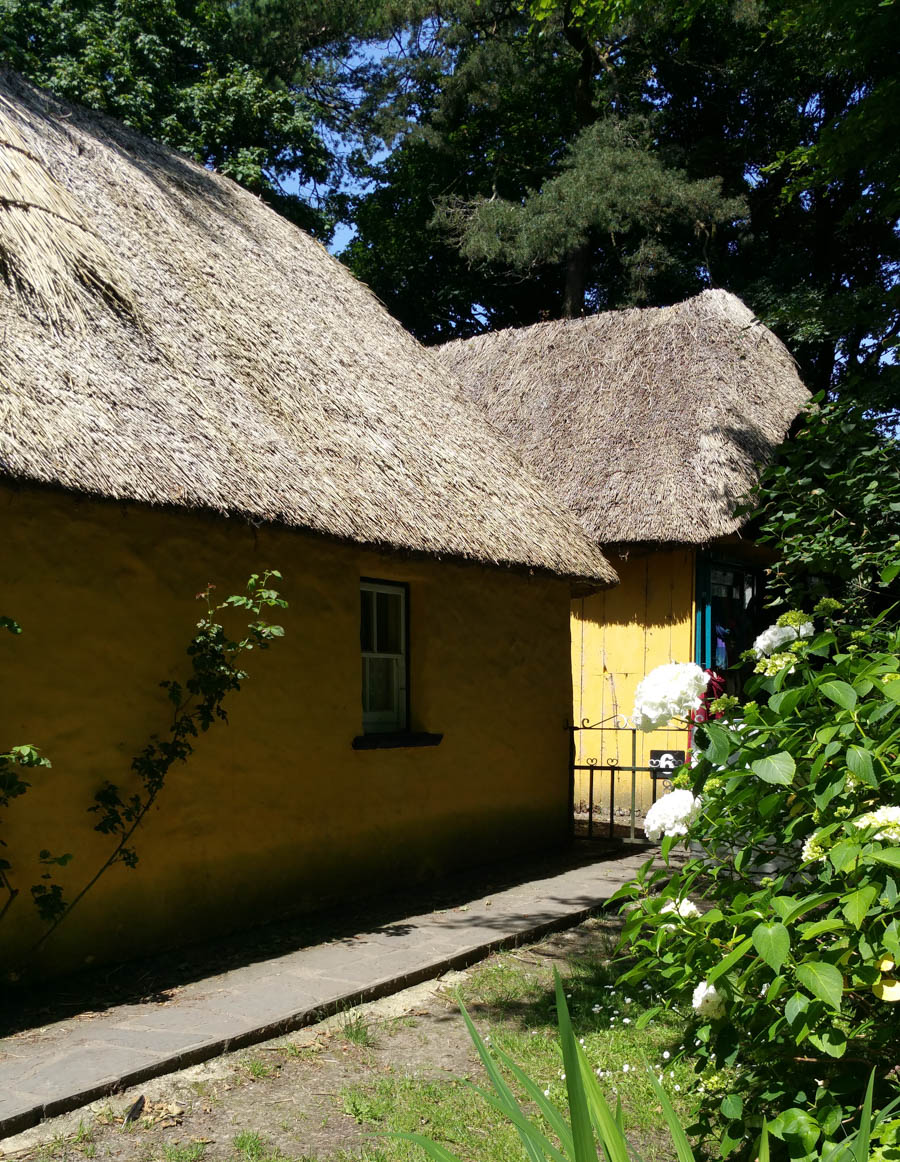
{"left": 645, "top": 1067, "right": 695, "bottom": 1162}
{"left": 757, "top": 1121, "right": 769, "bottom": 1162}
{"left": 554, "top": 971, "right": 600, "bottom": 1160}
{"left": 574, "top": 1041, "right": 630, "bottom": 1162}
{"left": 853, "top": 1069, "right": 875, "bottom": 1162}
{"left": 382, "top": 1131, "right": 464, "bottom": 1160}
{"left": 468, "top": 1084, "right": 570, "bottom": 1162}
{"left": 491, "top": 1044, "right": 576, "bottom": 1156}
{"left": 459, "top": 1003, "right": 547, "bottom": 1162}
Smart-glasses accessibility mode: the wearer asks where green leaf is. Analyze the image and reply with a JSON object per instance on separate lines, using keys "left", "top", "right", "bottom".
{"left": 707, "top": 937, "right": 754, "bottom": 983}
{"left": 819, "top": 680, "right": 858, "bottom": 710}
{"left": 881, "top": 562, "right": 900, "bottom": 584}
{"left": 720, "top": 1094, "right": 743, "bottom": 1121}
{"left": 808, "top": 1028, "right": 847, "bottom": 1058}
{"left": 752, "top": 922, "right": 790, "bottom": 973}
{"left": 798, "top": 918, "right": 845, "bottom": 940}
{"left": 868, "top": 847, "right": 900, "bottom": 869}
{"left": 883, "top": 679, "right": 900, "bottom": 705}
{"left": 784, "top": 992, "right": 808, "bottom": 1026}
{"left": 771, "top": 1107, "right": 821, "bottom": 1154}
{"left": 635, "top": 1006, "right": 661, "bottom": 1030}
{"left": 702, "top": 721, "right": 732, "bottom": 766}
{"left": 846, "top": 745, "right": 876, "bottom": 786}
{"left": 751, "top": 751, "right": 796, "bottom": 785}
{"left": 769, "top": 688, "right": 804, "bottom": 715}
{"left": 829, "top": 839, "right": 863, "bottom": 873}
{"left": 795, "top": 961, "right": 843, "bottom": 1010}
{"left": 842, "top": 884, "right": 878, "bottom": 928}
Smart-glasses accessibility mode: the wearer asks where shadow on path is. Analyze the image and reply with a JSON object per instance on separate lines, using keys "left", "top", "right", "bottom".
{"left": 2, "top": 838, "right": 635, "bottom": 1037}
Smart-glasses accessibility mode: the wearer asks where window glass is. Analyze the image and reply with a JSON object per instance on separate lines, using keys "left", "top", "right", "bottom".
{"left": 364, "top": 656, "right": 396, "bottom": 713}
{"left": 376, "top": 590, "right": 402, "bottom": 654}
{"left": 360, "top": 580, "right": 407, "bottom": 732}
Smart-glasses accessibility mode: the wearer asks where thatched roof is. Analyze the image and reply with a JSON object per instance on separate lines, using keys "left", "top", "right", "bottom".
{"left": 0, "top": 73, "right": 616, "bottom": 586}
{"left": 438, "top": 291, "right": 810, "bottom": 547}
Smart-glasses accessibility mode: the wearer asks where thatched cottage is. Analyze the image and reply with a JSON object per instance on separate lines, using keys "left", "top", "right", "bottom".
{"left": 439, "top": 293, "right": 810, "bottom": 808}
{"left": 0, "top": 72, "right": 616, "bottom": 978}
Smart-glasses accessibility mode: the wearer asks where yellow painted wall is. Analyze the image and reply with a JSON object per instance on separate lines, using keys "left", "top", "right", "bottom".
{"left": 571, "top": 549, "right": 695, "bottom": 817}
{"left": 0, "top": 484, "right": 575, "bottom": 979}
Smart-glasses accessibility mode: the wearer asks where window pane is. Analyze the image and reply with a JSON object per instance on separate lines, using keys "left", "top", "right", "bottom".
{"left": 375, "top": 591, "right": 402, "bottom": 654}
{"left": 360, "top": 588, "right": 374, "bottom": 652}
{"left": 365, "top": 656, "right": 397, "bottom": 713}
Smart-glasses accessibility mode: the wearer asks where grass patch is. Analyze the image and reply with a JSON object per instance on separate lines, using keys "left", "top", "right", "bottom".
{"left": 162, "top": 1145, "right": 206, "bottom": 1162}
{"left": 338, "top": 920, "right": 695, "bottom": 1162}
{"left": 232, "top": 1131, "right": 265, "bottom": 1161}
{"left": 240, "top": 1057, "right": 275, "bottom": 1081}
{"left": 340, "top": 1011, "right": 378, "bottom": 1048}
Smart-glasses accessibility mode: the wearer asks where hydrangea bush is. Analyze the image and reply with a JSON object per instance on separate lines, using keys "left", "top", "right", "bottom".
{"left": 613, "top": 603, "right": 900, "bottom": 1160}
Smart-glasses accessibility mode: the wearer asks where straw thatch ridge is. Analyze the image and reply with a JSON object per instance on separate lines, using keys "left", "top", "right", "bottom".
{"left": 438, "top": 291, "right": 810, "bottom": 546}
{"left": 0, "top": 93, "right": 136, "bottom": 331}
{"left": 0, "top": 72, "right": 615, "bottom": 585}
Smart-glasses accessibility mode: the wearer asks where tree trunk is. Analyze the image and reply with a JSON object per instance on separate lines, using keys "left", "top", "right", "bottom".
{"left": 561, "top": 7, "right": 598, "bottom": 317}
{"left": 563, "top": 244, "right": 590, "bottom": 317}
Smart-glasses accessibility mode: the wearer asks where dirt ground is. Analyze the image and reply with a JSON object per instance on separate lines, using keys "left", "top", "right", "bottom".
{"left": 1, "top": 925, "right": 618, "bottom": 1162}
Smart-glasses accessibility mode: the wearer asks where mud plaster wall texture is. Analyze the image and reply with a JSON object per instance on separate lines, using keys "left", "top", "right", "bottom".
{"left": 0, "top": 483, "right": 574, "bottom": 979}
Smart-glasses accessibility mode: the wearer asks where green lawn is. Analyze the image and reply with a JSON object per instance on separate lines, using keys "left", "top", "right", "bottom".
{"left": 333, "top": 926, "right": 696, "bottom": 1161}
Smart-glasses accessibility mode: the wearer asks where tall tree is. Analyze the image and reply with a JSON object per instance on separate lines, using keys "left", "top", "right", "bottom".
{"left": 342, "top": 0, "right": 743, "bottom": 339}
{"left": 340, "top": 0, "right": 899, "bottom": 410}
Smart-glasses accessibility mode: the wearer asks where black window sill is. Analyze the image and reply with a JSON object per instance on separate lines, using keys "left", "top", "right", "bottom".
{"left": 352, "top": 731, "right": 444, "bottom": 750}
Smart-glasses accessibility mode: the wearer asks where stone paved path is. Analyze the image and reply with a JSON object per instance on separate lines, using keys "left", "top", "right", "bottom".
{"left": 0, "top": 847, "right": 651, "bottom": 1139}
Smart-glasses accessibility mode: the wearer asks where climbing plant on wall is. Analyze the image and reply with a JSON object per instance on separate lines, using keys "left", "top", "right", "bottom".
{"left": 1, "top": 570, "right": 287, "bottom": 969}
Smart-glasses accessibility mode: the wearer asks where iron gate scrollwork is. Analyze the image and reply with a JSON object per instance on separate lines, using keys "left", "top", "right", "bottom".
{"left": 569, "top": 715, "right": 691, "bottom": 843}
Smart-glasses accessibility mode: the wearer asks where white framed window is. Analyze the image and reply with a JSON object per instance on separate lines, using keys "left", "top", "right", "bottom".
{"left": 360, "top": 579, "right": 408, "bottom": 733}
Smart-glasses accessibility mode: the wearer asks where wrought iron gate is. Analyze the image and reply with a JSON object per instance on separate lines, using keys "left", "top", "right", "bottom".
{"left": 569, "top": 715, "right": 691, "bottom": 843}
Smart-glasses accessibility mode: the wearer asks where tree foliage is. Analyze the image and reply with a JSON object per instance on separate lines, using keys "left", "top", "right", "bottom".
{"left": 340, "top": 0, "right": 899, "bottom": 410}
{"left": 0, "top": 0, "right": 373, "bottom": 234}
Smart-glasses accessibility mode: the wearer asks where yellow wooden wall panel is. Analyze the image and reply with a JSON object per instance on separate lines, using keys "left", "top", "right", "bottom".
{"left": 570, "top": 548, "right": 695, "bottom": 813}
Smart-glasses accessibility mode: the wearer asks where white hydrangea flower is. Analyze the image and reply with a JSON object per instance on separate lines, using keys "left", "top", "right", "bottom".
{"left": 853, "top": 806, "right": 900, "bottom": 843}
{"left": 632, "top": 662, "right": 710, "bottom": 732}
{"left": 691, "top": 980, "right": 726, "bottom": 1020}
{"left": 644, "top": 789, "right": 702, "bottom": 842}
{"left": 752, "top": 621, "right": 814, "bottom": 658}
{"left": 801, "top": 832, "right": 826, "bottom": 862}
{"left": 661, "top": 898, "right": 701, "bottom": 921}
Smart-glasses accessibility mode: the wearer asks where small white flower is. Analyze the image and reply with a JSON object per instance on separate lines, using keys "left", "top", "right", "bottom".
{"left": 632, "top": 662, "right": 710, "bottom": 732}
{"left": 662, "top": 1051, "right": 670, "bottom": 1060}
{"left": 753, "top": 621, "right": 813, "bottom": 658}
{"left": 661, "top": 898, "right": 701, "bottom": 922}
{"left": 543, "top": 1088, "right": 550, "bottom": 1097}
{"left": 623, "top": 1018, "right": 631, "bottom": 1025}
{"left": 691, "top": 980, "right": 726, "bottom": 1020}
{"left": 625, "top": 997, "right": 632, "bottom": 1004}
{"left": 675, "top": 1084, "right": 681, "bottom": 1092}
{"left": 644, "top": 789, "right": 702, "bottom": 842}
{"left": 853, "top": 805, "right": 900, "bottom": 843}
{"left": 801, "top": 832, "right": 826, "bottom": 863}
{"left": 622, "top": 1064, "right": 630, "bottom": 1072}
